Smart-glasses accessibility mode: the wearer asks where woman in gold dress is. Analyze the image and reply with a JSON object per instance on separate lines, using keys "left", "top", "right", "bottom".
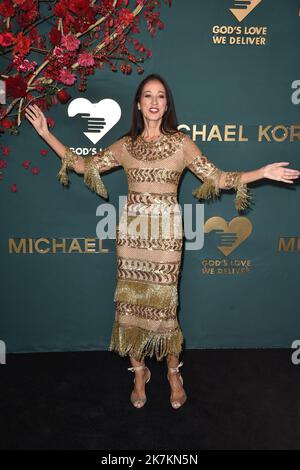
{"left": 25, "top": 74, "right": 300, "bottom": 410}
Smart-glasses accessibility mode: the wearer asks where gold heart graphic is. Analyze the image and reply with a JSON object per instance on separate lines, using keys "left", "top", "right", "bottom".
{"left": 204, "top": 217, "right": 253, "bottom": 256}
{"left": 230, "top": 0, "right": 262, "bottom": 22}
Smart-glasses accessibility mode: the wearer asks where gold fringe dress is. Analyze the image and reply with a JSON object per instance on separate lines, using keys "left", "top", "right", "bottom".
{"left": 58, "top": 131, "right": 252, "bottom": 362}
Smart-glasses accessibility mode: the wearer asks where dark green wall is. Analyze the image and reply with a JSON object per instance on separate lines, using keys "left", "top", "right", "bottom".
{"left": 1, "top": 0, "right": 300, "bottom": 352}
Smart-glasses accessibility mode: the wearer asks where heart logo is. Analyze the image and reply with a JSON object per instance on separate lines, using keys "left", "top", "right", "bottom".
{"left": 67, "top": 98, "right": 121, "bottom": 144}
{"left": 204, "top": 216, "right": 253, "bottom": 256}
{"left": 229, "top": 0, "right": 262, "bottom": 22}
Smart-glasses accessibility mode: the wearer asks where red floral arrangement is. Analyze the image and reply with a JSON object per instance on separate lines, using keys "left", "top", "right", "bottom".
{"left": 0, "top": 0, "right": 171, "bottom": 187}
{"left": 0, "top": 0, "right": 171, "bottom": 132}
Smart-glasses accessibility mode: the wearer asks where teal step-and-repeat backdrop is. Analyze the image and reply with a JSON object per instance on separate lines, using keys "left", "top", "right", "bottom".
{"left": 1, "top": 0, "right": 299, "bottom": 353}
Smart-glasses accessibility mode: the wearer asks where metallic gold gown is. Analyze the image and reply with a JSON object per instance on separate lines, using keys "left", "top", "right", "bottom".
{"left": 59, "top": 131, "right": 251, "bottom": 362}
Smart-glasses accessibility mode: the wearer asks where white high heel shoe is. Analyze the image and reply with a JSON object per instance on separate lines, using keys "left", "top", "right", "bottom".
{"left": 127, "top": 364, "right": 151, "bottom": 408}
{"left": 167, "top": 361, "right": 187, "bottom": 409}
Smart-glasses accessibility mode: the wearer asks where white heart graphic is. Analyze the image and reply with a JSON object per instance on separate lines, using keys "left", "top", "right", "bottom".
{"left": 67, "top": 98, "right": 121, "bottom": 144}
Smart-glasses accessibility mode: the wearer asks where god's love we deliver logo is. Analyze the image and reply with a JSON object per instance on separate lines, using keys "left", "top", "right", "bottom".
{"left": 67, "top": 98, "right": 121, "bottom": 146}
{"left": 201, "top": 216, "right": 253, "bottom": 276}
{"left": 212, "top": 0, "right": 268, "bottom": 46}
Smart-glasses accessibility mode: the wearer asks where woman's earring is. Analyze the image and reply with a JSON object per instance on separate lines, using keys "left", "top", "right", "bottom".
{"left": 138, "top": 104, "right": 141, "bottom": 111}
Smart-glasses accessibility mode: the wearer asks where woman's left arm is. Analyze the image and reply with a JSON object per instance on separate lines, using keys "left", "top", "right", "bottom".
{"left": 183, "top": 134, "right": 300, "bottom": 212}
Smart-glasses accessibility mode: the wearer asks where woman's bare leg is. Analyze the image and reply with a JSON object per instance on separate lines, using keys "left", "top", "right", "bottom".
{"left": 166, "top": 353, "right": 180, "bottom": 368}
{"left": 166, "top": 353, "right": 185, "bottom": 405}
{"left": 129, "top": 356, "right": 149, "bottom": 407}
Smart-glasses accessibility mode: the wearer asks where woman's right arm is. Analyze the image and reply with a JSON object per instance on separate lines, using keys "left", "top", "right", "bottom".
{"left": 25, "top": 103, "right": 85, "bottom": 173}
{"left": 25, "top": 103, "right": 124, "bottom": 199}
{"left": 42, "top": 130, "right": 85, "bottom": 173}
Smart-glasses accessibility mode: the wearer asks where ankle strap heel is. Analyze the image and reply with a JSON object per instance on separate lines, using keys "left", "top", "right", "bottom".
{"left": 127, "top": 364, "right": 151, "bottom": 408}
{"left": 128, "top": 364, "right": 146, "bottom": 372}
{"left": 167, "top": 361, "right": 187, "bottom": 409}
{"left": 168, "top": 361, "right": 184, "bottom": 374}
{"left": 128, "top": 364, "right": 151, "bottom": 384}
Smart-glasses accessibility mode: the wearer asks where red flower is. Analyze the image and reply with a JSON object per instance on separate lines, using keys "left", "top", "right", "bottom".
{"left": 12, "top": 32, "right": 32, "bottom": 57}
{"left": 28, "top": 27, "right": 39, "bottom": 44}
{"left": 61, "top": 34, "right": 80, "bottom": 51}
{"left": 78, "top": 52, "right": 95, "bottom": 67}
{"left": 46, "top": 117, "right": 55, "bottom": 128}
{"left": 120, "top": 62, "right": 132, "bottom": 74}
{"left": 14, "top": 0, "right": 28, "bottom": 7}
{"left": 0, "top": 0, "right": 15, "bottom": 17}
{"left": 16, "top": 0, "right": 35, "bottom": 11}
{"left": 54, "top": 2, "right": 68, "bottom": 17}
{"left": 40, "top": 149, "right": 48, "bottom": 156}
{"left": 118, "top": 8, "right": 134, "bottom": 27}
{"left": 31, "top": 166, "right": 40, "bottom": 175}
{"left": 1, "top": 118, "right": 14, "bottom": 129}
{"left": 11, "top": 183, "right": 18, "bottom": 193}
{"left": 57, "top": 88, "right": 71, "bottom": 104}
{"left": 0, "top": 159, "right": 7, "bottom": 169}
{"left": 69, "top": 0, "right": 90, "bottom": 16}
{"left": 2, "top": 146, "right": 10, "bottom": 156}
{"left": 49, "top": 26, "right": 62, "bottom": 46}
{"left": 18, "top": 8, "right": 39, "bottom": 28}
{"left": 6, "top": 74, "right": 27, "bottom": 99}
{"left": 22, "top": 160, "right": 31, "bottom": 169}
{"left": 60, "top": 67, "right": 77, "bottom": 85}
{"left": 13, "top": 55, "right": 37, "bottom": 73}
{"left": 0, "top": 32, "right": 16, "bottom": 47}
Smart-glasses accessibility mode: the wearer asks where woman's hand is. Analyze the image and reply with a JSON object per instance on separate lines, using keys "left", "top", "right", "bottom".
{"left": 262, "top": 162, "right": 300, "bottom": 184}
{"left": 25, "top": 104, "right": 49, "bottom": 138}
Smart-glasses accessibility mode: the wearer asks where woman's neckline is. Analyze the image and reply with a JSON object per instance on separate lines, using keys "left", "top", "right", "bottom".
{"left": 139, "top": 133, "right": 166, "bottom": 144}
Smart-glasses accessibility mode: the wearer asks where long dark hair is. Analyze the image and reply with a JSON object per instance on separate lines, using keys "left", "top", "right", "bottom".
{"left": 122, "top": 73, "right": 179, "bottom": 141}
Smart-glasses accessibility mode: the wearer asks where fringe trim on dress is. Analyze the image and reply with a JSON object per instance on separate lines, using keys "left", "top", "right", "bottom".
{"left": 192, "top": 178, "right": 221, "bottom": 201}
{"left": 193, "top": 174, "right": 253, "bottom": 213}
{"left": 109, "top": 322, "right": 184, "bottom": 362}
{"left": 83, "top": 156, "right": 108, "bottom": 199}
{"left": 57, "top": 147, "right": 79, "bottom": 186}
{"left": 233, "top": 174, "right": 253, "bottom": 212}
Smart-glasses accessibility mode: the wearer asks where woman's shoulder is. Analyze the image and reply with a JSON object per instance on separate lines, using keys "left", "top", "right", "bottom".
{"left": 117, "top": 134, "right": 133, "bottom": 147}
{"left": 164, "top": 129, "right": 187, "bottom": 143}
{"left": 175, "top": 130, "right": 191, "bottom": 140}
{"left": 168, "top": 129, "right": 190, "bottom": 142}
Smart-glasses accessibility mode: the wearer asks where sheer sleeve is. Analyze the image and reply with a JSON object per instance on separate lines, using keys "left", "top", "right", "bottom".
{"left": 57, "top": 138, "right": 124, "bottom": 199}
{"left": 182, "top": 134, "right": 252, "bottom": 212}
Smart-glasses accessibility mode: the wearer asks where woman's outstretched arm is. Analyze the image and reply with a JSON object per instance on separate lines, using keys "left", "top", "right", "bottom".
{"left": 25, "top": 103, "right": 85, "bottom": 173}
{"left": 25, "top": 103, "right": 123, "bottom": 199}
{"left": 183, "top": 133, "right": 300, "bottom": 212}
{"left": 226, "top": 163, "right": 300, "bottom": 186}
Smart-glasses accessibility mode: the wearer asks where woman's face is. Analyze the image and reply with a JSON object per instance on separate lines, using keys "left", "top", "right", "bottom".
{"left": 138, "top": 79, "right": 168, "bottom": 123}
